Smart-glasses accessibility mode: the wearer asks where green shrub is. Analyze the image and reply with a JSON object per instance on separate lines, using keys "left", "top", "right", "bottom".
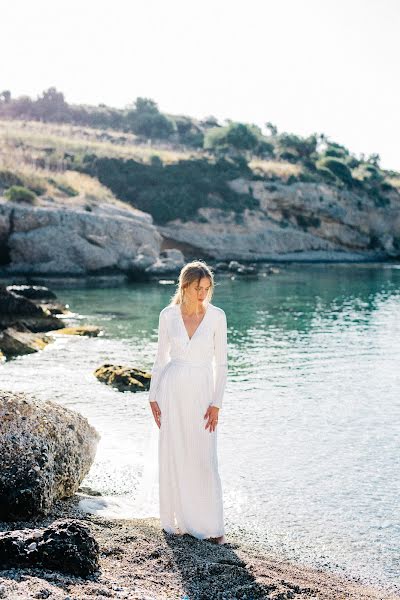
{"left": 275, "top": 133, "right": 317, "bottom": 163}
{"left": 317, "top": 158, "right": 353, "bottom": 185}
{"left": 54, "top": 182, "right": 79, "bottom": 196}
{"left": 84, "top": 155, "right": 256, "bottom": 224}
{"left": 5, "top": 185, "right": 37, "bottom": 204}
{"left": 124, "top": 97, "right": 175, "bottom": 140}
{"left": 204, "top": 122, "right": 272, "bottom": 157}
{"left": 295, "top": 214, "right": 321, "bottom": 229}
{"left": 317, "top": 167, "right": 337, "bottom": 183}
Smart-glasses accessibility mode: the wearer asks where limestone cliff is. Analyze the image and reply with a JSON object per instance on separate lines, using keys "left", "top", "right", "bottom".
{"left": 158, "top": 179, "right": 400, "bottom": 261}
{"left": 0, "top": 198, "right": 161, "bottom": 275}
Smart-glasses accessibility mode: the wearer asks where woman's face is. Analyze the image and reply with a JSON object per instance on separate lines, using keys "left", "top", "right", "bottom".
{"left": 185, "top": 277, "right": 211, "bottom": 304}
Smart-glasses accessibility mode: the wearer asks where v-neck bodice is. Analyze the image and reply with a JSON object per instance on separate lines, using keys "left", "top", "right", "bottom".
{"left": 178, "top": 303, "right": 210, "bottom": 342}
{"left": 148, "top": 301, "right": 228, "bottom": 408}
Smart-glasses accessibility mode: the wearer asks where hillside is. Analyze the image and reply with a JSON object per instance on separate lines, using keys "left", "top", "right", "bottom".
{"left": 0, "top": 91, "right": 400, "bottom": 272}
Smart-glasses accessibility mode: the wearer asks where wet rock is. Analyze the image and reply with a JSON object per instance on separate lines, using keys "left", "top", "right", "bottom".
{"left": 50, "top": 325, "right": 102, "bottom": 337}
{"left": 0, "top": 390, "right": 100, "bottom": 520}
{"left": 0, "top": 325, "right": 53, "bottom": 357}
{"left": 228, "top": 260, "right": 243, "bottom": 272}
{"left": 6, "top": 285, "right": 57, "bottom": 301}
{"left": 215, "top": 261, "right": 230, "bottom": 271}
{"left": 0, "top": 519, "right": 99, "bottom": 576}
{"left": 0, "top": 285, "right": 64, "bottom": 332}
{"left": 0, "top": 284, "right": 46, "bottom": 317}
{"left": 94, "top": 364, "right": 151, "bottom": 393}
{"left": 6, "top": 285, "right": 69, "bottom": 316}
{"left": 145, "top": 248, "right": 185, "bottom": 275}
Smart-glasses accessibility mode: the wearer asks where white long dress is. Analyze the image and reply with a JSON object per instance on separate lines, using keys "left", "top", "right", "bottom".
{"left": 148, "top": 301, "right": 228, "bottom": 539}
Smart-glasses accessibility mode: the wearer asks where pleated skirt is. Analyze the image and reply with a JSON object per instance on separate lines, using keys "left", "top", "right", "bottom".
{"left": 157, "top": 361, "right": 225, "bottom": 539}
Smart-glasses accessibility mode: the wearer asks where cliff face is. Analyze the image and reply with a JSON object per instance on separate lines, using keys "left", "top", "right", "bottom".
{"left": 0, "top": 198, "right": 161, "bottom": 275}
{"left": 1, "top": 178, "right": 399, "bottom": 276}
{"left": 158, "top": 179, "right": 400, "bottom": 261}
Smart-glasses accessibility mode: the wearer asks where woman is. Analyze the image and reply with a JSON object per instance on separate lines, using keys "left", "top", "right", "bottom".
{"left": 148, "top": 260, "right": 228, "bottom": 544}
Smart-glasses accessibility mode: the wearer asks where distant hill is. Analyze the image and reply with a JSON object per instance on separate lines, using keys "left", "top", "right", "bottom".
{"left": 0, "top": 88, "right": 399, "bottom": 265}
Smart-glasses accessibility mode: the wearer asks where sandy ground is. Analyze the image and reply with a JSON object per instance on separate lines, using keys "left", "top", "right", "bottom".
{"left": 0, "top": 497, "right": 398, "bottom": 600}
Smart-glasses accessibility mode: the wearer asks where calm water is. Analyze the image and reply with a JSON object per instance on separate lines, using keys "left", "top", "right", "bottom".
{"left": 1, "top": 263, "right": 399, "bottom": 592}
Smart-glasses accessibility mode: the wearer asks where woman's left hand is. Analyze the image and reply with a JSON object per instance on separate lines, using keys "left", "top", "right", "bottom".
{"left": 204, "top": 405, "right": 220, "bottom": 432}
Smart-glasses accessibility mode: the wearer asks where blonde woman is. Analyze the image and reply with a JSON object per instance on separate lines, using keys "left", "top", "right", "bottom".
{"left": 148, "top": 260, "right": 228, "bottom": 544}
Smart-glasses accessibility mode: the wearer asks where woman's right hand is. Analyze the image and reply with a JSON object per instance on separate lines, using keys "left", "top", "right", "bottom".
{"left": 150, "top": 401, "right": 161, "bottom": 428}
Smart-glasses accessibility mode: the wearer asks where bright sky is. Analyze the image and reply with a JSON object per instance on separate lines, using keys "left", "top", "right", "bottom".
{"left": 2, "top": 0, "right": 399, "bottom": 171}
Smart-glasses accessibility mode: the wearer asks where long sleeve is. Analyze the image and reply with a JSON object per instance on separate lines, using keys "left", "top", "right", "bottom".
{"left": 148, "top": 309, "right": 171, "bottom": 403}
{"left": 211, "top": 310, "right": 228, "bottom": 409}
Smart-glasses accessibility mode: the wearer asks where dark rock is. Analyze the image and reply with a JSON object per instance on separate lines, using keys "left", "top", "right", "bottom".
{"left": 215, "top": 262, "right": 229, "bottom": 271}
{"left": 0, "top": 285, "right": 64, "bottom": 332}
{"left": 0, "top": 284, "right": 46, "bottom": 317}
{"left": 0, "top": 326, "right": 53, "bottom": 357}
{"left": 0, "top": 391, "right": 100, "bottom": 521}
{"left": 6, "top": 285, "right": 58, "bottom": 301}
{"left": 0, "top": 519, "right": 99, "bottom": 576}
{"left": 94, "top": 364, "right": 151, "bottom": 392}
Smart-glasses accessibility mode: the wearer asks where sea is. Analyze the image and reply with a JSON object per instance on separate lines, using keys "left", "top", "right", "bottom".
{"left": 1, "top": 262, "right": 399, "bottom": 593}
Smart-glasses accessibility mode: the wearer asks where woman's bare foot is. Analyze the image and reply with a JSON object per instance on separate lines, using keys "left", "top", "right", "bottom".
{"left": 208, "top": 534, "right": 227, "bottom": 545}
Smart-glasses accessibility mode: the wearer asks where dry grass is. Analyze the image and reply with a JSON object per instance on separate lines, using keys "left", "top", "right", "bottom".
{"left": 0, "top": 119, "right": 199, "bottom": 167}
{"left": 0, "top": 118, "right": 199, "bottom": 209}
{"left": 0, "top": 160, "right": 123, "bottom": 206}
{"left": 249, "top": 158, "right": 303, "bottom": 182}
{"left": 387, "top": 176, "right": 400, "bottom": 191}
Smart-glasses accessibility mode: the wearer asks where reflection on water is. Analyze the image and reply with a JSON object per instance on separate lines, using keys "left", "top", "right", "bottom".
{"left": 1, "top": 263, "right": 399, "bottom": 592}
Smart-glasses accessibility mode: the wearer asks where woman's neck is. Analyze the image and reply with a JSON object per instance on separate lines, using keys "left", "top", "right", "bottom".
{"left": 181, "top": 299, "right": 207, "bottom": 315}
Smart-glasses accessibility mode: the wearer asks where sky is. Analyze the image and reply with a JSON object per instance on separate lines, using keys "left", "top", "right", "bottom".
{"left": 1, "top": 0, "right": 399, "bottom": 171}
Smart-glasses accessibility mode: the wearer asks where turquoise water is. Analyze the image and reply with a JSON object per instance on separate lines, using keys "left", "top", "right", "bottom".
{"left": 1, "top": 263, "right": 399, "bottom": 592}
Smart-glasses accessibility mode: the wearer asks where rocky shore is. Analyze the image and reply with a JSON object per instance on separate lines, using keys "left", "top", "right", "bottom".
{"left": 1, "top": 282, "right": 399, "bottom": 600}
{"left": 0, "top": 497, "right": 398, "bottom": 600}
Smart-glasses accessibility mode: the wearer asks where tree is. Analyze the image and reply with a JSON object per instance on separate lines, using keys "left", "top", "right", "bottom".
{"left": 0, "top": 90, "right": 11, "bottom": 103}
{"left": 34, "top": 87, "right": 68, "bottom": 121}
{"left": 205, "top": 122, "right": 259, "bottom": 152}
{"left": 265, "top": 121, "right": 278, "bottom": 136}
{"left": 124, "top": 97, "right": 175, "bottom": 140}
{"left": 367, "top": 153, "right": 380, "bottom": 167}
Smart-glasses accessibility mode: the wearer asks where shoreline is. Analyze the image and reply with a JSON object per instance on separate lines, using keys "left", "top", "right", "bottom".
{"left": 0, "top": 496, "right": 398, "bottom": 600}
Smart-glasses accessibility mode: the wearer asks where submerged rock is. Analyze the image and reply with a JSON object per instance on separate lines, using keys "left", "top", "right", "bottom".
{"left": 0, "top": 519, "right": 99, "bottom": 576}
{"left": 94, "top": 363, "right": 151, "bottom": 392}
{"left": 0, "top": 390, "right": 100, "bottom": 521}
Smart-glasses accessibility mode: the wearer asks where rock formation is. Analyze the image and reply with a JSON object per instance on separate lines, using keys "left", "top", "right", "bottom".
{"left": 0, "top": 390, "right": 100, "bottom": 520}
{"left": 0, "top": 519, "right": 99, "bottom": 576}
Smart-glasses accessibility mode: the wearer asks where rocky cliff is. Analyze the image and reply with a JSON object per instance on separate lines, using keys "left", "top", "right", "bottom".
{"left": 158, "top": 179, "right": 400, "bottom": 261}
{"left": 0, "top": 197, "right": 161, "bottom": 275}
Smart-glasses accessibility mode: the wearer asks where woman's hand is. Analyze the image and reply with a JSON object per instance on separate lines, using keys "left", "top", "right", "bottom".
{"left": 150, "top": 401, "right": 161, "bottom": 428}
{"left": 204, "top": 405, "right": 220, "bottom": 432}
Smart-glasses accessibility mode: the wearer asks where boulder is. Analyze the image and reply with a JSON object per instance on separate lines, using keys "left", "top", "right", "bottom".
{"left": 6, "top": 284, "right": 57, "bottom": 301}
{"left": 0, "top": 200, "right": 162, "bottom": 275}
{"left": 0, "top": 325, "right": 53, "bottom": 357}
{"left": 0, "top": 284, "right": 46, "bottom": 317}
{"left": 0, "top": 285, "right": 64, "bottom": 332}
{"left": 6, "top": 284, "right": 70, "bottom": 315}
{"left": 0, "top": 519, "right": 99, "bottom": 576}
{"left": 0, "top": 390, "right": 100, "bottom": 520}
{"left": 94, "top": 364, "right": 151, "bottom": 392}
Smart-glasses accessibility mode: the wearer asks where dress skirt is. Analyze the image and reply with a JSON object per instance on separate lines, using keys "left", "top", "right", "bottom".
{"left": 157, "top": 359, "right": 225, "bottom": 539}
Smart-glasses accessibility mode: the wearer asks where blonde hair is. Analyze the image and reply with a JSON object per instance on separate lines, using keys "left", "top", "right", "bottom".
{"left": 169, "top": 260, "right": 215, "bottom": 306}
